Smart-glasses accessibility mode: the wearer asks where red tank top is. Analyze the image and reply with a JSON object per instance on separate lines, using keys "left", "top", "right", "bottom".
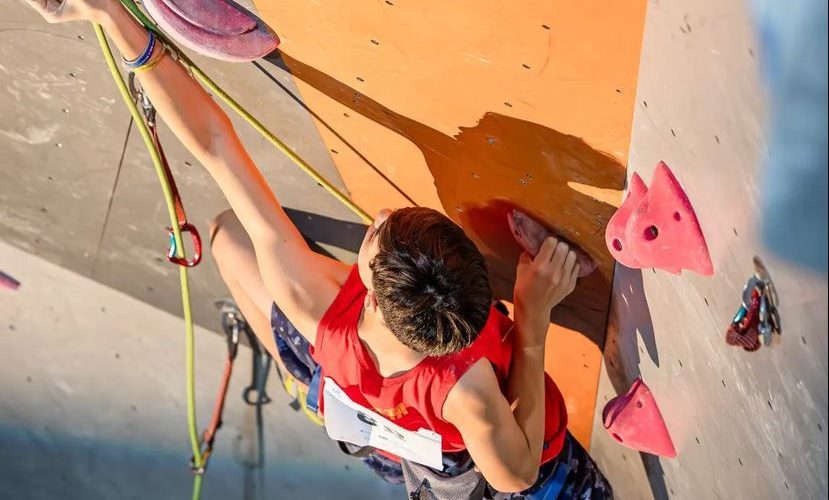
{"left": 311, "top": 266, "right": 568, "bottom": 464}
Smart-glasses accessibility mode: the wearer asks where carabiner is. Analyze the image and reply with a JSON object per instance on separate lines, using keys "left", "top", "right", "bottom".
{"left": 167, "top": 222, "right": 202, "bottom": 267}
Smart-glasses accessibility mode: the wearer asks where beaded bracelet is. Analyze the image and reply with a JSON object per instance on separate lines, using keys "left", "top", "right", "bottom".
{"left": 124, "top": 31, "right": 156, "bottom": 69}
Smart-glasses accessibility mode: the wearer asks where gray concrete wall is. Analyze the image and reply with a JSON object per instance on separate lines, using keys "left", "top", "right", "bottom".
{"left": 0, "top": 0, "right": 364, "bottom": 331}
{"left": 590, "top": 1, "right": 829, "bottom": 499}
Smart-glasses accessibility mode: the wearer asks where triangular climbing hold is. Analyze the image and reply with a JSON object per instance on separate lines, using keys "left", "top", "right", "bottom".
{"left": 626, "top": 162, "right": 713, "bottom": 275}
{"left": 604, "top": 162, "right": 713, "bottom": 275}
{"left": 143, "top": 0, "right": 280, "bottom": 62}
{"left": 605, "top": 172, "right": 648, "bottom": 269}
{"left": 602, "top": 377, "right": 677, "bottom": 458}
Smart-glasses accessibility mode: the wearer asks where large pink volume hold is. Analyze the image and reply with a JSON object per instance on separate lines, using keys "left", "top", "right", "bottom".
{"left": 507, "top": 209, "right": 597, "bottom": 277}
{"left": 143, "top": 0, "right": 280, "bottom": 62}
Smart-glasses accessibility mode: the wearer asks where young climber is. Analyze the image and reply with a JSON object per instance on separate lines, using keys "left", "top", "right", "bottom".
{"left": 24, "top": 0, "right": 612, "bottom": 497}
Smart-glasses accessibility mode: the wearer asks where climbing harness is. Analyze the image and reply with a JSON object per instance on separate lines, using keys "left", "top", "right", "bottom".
{"left": 94, "top": 1, "right": 374, "bottom": 497}
{"left": 726, "top": 256, "right": 781, "bottom": 351}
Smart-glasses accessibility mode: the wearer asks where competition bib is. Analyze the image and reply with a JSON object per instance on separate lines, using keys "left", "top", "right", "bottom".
{"left": 322, "top": 377, "right": 443, "bottom": 469}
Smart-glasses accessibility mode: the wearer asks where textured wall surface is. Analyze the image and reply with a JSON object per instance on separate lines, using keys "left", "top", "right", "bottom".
{"left": 590, "top": 1, "right": 829, "bottom": 499}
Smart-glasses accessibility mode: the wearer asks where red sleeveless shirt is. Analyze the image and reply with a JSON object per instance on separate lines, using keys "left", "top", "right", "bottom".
{"left": 311, "top": 266, "right": 568, "bottom": 464}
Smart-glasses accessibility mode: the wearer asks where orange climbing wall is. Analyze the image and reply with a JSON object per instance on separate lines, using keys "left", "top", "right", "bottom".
{"left": 255, "top": 0, "right": 647, "bottom": 446}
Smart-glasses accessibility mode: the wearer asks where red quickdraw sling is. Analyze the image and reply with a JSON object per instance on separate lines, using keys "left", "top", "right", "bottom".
{"left": 128, "top": 72, "right": 202, "bottom": 268}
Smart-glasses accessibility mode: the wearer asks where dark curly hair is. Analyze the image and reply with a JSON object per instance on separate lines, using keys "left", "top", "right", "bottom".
{"left": 369, "top": 207, "right": 492, "bottom": 356}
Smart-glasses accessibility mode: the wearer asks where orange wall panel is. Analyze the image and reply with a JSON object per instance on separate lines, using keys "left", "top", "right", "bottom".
{"left": 256, "top": 0, "right": 647, "bottom": 446}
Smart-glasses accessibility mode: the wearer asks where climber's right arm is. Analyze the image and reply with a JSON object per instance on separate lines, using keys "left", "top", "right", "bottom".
{"left": 24, "top": 0, "right": 348, "bottom": 343}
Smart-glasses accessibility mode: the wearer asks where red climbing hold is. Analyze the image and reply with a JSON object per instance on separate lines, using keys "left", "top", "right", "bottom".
{"left": 605, "top": 172, "right": 648, "bottom": 269}
{"left": 604, "top": 161, "right": 713, "bottom": 275}
{"left": 508, "top": 209, "right": 597, "bottom": 277}
{"left": 603, "top": 377, "right": 676, "bottom": 458}
{"left": 0, "top": 270, "right": 20, "bottom": 291}
{"left": 143, "top": 0, "right": 279, "bottom": 62}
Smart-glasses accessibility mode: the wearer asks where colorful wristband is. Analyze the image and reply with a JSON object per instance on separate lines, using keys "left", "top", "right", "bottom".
{"left": 133, "top": 46, "right": 167, "bottom": 73}
{"left": 124, "top": 31, "right": 156, "bottom": 69}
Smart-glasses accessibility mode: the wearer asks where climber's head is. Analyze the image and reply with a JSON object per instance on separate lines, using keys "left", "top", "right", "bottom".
{"left": 357, "top": 207, "right": 492, "bottom": 356}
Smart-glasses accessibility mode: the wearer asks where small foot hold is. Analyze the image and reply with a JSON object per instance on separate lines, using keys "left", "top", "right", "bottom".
{"left": 143, "top": 0, "right": 279, "bottom": 62}
{"left": 603, "top": 377, "right": 676, "bottom": 457}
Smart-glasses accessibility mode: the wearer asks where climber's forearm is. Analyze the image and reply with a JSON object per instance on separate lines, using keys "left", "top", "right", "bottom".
{"left": 94, "top": 2, "right": 229, "bottom": 159}
{"left": 92, "top": 2, "right": 293, "bottom": 241}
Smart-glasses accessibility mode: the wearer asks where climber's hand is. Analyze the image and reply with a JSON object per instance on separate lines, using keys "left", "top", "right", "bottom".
{"left": 19, "top": 0, "right": 111, "bottom": 24}
{"left": 513, "top": 237, "right": 579, "bottom": 346}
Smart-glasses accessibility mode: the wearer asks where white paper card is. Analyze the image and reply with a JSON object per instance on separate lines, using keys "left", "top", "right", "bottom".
{"left": 322, "top": 377, "right": 443, "bottom": 469}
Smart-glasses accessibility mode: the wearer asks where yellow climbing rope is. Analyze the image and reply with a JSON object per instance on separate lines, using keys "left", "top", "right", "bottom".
{"left": 95, "top": 3, "right": 372, "bottom": 499}
{"left": 93, "top": 24, "right": 205, "bottom": 499}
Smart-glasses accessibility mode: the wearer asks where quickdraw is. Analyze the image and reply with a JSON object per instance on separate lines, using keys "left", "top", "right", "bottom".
{"left": 726, "top": 256, "right": 782, "bottom": 351}
{"left": 128, "top": 72, "right": 203, "bottom": 268}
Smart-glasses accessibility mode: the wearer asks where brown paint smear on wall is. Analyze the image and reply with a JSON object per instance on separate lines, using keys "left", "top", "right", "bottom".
{"left": 269, "top": 53, "right": 624, "bottom": 346}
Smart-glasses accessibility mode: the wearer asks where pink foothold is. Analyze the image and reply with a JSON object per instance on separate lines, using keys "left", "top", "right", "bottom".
{"left": 603, "top": 377, "right": 676, "bottom": 458}
{"left": 0, "top": 270, "right": 20, "bottom": 291}
{"left": 604, "top": 173, "right": 648, "bottom": 268}
{"left": 143, "top": 0, "right": 280, "bottom": 62}
{"left": 626, "top": 162, "right": 713, "bottom": 276}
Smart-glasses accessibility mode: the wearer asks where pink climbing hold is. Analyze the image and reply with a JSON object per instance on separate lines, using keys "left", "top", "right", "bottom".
{"left": 627, "top": 162, "right": 713, "bottom": 275}
{"left": 602, "top": 377, "right": 676, "bottom": 458}
{"left": 605, "top": 172, "right": 648, "bottom": 269}
{"left": 143, "top": 0, "right": 279, "bottom": 62}
{"left": 162, "top": 0, "right": 257, "bottom": 35}
{"left": 0, "top": 270, "right": 20, "bottom": 291}
{"left": 508, "top": 209, "right": 597, "bottom": 277}
{"left": 604, "top": 161, "right": 713, "bottom": 276}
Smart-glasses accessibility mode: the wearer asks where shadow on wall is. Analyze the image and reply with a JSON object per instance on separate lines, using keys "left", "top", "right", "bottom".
{"left": 604, "top": 265, "right": 668, "bottom": 500}
{"left": 262, "top": 52, "right": 627, "bottom": 348}
{"left": 0, "top": 424, "right": 397, "bottom": 500}
{"left": 284, "top": 207, "right": 368, "bottom": 256}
